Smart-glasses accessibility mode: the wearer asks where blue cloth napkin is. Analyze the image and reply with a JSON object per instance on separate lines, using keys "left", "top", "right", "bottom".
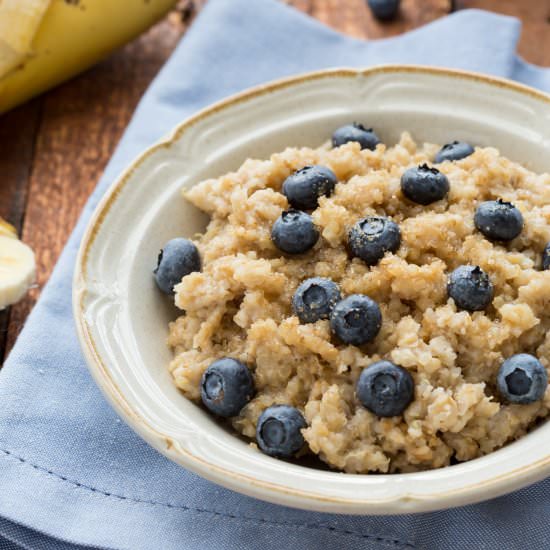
{"left": 1, "top": 1, "right": 550, "bottom": 548}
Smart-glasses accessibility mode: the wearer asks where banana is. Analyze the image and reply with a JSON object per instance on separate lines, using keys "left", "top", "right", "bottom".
{"left": 0, "top": 0, "right": 177, "bottom": 114}
{"left": 0, "top": 0, "right": 51, "bottom": 78}
{"left": 0, "top": 220, "right": 35, "bottom": 310}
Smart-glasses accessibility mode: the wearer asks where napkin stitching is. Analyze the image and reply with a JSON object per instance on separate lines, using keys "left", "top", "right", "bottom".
{"left": 0, "top": 448, "right": 416, "bottom": 549}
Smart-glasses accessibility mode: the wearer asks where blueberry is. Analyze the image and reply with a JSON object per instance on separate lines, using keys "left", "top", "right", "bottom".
{"left": 154, "top": 238, "right": 201, "bottom": 295}
{"left": 401, "top": 164, "right": 450, "bottom": 205}
{"left": 200, "top": 358, "right": 255, "bottom": 417}
{"left": 330, "top": 294, "right": 382, "bottom": 346}
{"left": 448, "top": 265, "right": 493, "bottom": 312}
{"left": 357, "top": 360, "right": 414, "bottom": 417}
{"left": 542, "top": 242, "right": 550, "bottom": 270}
{"left": 474, "top": 199, "right": 524, "bottom": 242}
{"left": 292, "top": 277, "right": 341, "bottom": 324}
{"left": 367, "top": 0, "right": 400, "bottom": 20}
{"left": 256, "top": 405, "right": 306, "bottom": 458}
{"left": 282, "top": 165, "right": 338, "bottom": 210}
{"left": 497, "top": 353, "right": 548, "bottom": 404}
{"left": 434, "top": 141, "right": 475, "bottom": 163}
{"left": 348, "top": 216, "right": 401, "bottom": 266}
{"left": 271, "top": 209, "right": 319, "bottom": 255}
{"left": 332, "top": 123, "right": 381, "bottom": 151}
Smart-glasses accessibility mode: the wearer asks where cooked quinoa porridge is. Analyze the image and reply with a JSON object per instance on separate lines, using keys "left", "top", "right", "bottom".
{"left": 159, "top": 127, "right": 550, "bottom": 474}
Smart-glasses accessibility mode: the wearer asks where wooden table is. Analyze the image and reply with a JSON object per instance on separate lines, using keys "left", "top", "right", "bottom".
{"left": 0, "top": 0, "right": 547, "bottom": 362}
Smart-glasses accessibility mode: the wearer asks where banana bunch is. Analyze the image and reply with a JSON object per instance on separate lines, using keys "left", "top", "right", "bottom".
{"left": 0, "top": 219, "right": 35, "bottom": 310}
{"left": 0, "top": 0, "right": 177, "bottom": 114}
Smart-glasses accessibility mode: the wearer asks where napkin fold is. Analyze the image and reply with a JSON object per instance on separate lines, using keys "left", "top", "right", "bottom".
{"left": 1, "top": 0, "right": 550, "bottom": 548}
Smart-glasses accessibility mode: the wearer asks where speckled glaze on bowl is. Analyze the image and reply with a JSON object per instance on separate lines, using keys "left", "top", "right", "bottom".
{"left": 73, "top": 66, "right": 550, "bottom": 514}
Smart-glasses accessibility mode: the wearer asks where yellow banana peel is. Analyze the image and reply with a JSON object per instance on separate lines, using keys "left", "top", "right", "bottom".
{"left": 0, "top": 0, "right": 178, "bottom": 114}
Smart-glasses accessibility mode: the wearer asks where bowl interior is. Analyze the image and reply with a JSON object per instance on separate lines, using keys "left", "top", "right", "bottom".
{"left": 77, "top": 67, "right": 550, "bottom": 514}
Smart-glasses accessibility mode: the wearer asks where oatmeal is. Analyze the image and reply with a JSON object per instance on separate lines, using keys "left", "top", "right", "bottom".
{"left": 164, "top": 130, "right": 550, "bottom": 473}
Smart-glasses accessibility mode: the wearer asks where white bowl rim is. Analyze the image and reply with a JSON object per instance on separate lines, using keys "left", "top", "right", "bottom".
{"left": 73, "top": 64, "right": 550, "bottom": 514}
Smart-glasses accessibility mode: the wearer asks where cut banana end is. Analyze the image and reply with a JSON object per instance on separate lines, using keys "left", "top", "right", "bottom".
{"left": 0, "top": 235, "right": 36, "bottom": 310}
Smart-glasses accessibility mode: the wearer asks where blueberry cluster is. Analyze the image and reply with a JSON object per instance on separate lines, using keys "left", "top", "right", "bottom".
{"left": 292, "top": 278, "right": 411, "bottom": 416}
{"left": 293, "top": 278, "right": 382, "bottom": 345}
{"left": 271, "top": 165, "right": 336, "bottom": 254}
{"left": 293, "top": 278, "right": 382, "bottom": 346}
{"left": 199, "top": 357, "right": 306, "bottom": 459}
{"left": 153, "top": 126, "right": 550, "bottom": 463}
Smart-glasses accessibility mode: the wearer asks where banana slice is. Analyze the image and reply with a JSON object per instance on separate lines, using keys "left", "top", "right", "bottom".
{"left": 0, "top": 234, "right": 36, "bottom": 310}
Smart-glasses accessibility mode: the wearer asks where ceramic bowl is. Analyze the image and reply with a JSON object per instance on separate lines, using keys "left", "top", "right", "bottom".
{"left": 73, "top": 66, "right": 550, "bottom": 514}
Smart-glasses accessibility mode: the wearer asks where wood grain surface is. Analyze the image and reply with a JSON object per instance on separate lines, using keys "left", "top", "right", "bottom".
{"left": 0, "top": 0, "right": 548, "bottom": 362}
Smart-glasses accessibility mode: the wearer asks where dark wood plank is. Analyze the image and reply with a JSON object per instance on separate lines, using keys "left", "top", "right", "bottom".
{"left": 0, "top": 100, "right": 43, "bottom": 362}
{"left": 0, "top": 101, "right": 42, "bottom": 231}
